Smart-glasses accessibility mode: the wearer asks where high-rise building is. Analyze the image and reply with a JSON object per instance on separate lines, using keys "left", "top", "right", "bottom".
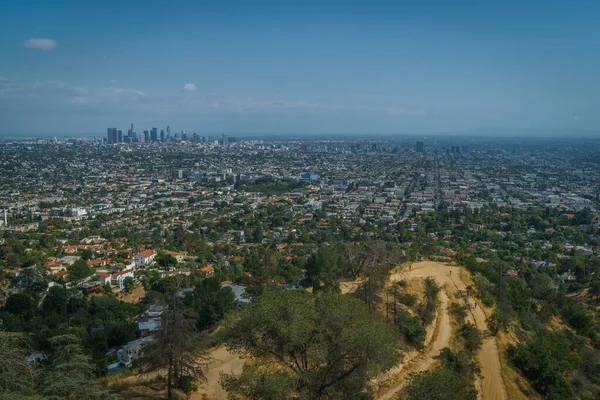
{"left": 166, "top": 125, "right": 171, "bottom": 136}
{"left": 117, "top": 130, "right": 123, "bottom": 143}
{"left": 143, "top": 130, "right": 149, "bottom": 143}
{"left": 416, "top": 141, "right": 424, "bottom": 152}
{"left": 151, "top": 127, "right": 158, "bottom": 142}
{"left": 107, "top": 128, "right": 117, "bottom": 144}
{"left": 181, "top": 132, "right": 188, "bottom": 141}
{"left": 160, "top": 129, "right": 165, "bottom": 142}
{"left": 193, "top": 132, "right": 199, "bottom": 143}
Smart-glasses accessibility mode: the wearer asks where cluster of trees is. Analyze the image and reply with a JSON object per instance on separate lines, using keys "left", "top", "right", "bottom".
{"left": 508, "top": 324, "right": 600, "bottom": 400}
{"left": 220, "top": 290, "right": 401, "bottom": 400}
{"left": 403, "top": 348, "right": 479, "bottom": 400}
{"left": 0, "top": 332, "right": 123, "bottom": 399}
{"left": 459, "top": 252, "right": 600, "bottom": 397}
{"left": 403, "top": 297, "right": 482, "bottom": 400}
{"left": 305, "top": 241, "right": 404, "bottom": 293}
{"left": 1, "top": 280, "right": 143, "bottom": 373}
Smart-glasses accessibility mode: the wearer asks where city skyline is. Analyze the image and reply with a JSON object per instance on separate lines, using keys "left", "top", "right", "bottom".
{"left": 1, "top": 1, "right": 600, "bottom": 135}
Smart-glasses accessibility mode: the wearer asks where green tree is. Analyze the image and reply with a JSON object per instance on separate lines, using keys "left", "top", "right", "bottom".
{"left": 220, "top": 290, "right": 401, "bottom": 399}
{"left": 41, "top": 334, "right": 122, "bottom": 399}
{"left": 459, "top": 323, "right": 482, "bottom": 352}
{"left": 304, "top": 245, "right": 341, "bottom": 293}
{"left": 155, "top": 253, "right": 178, "bottom": 270}
{"left": 68, "top": 259, "right": 93, "bottom": 282}
{"left": 139, "top": 296, "right": 210, "bottom": 399}
{"left": 590, "top": 277, "right": 600, "bottom": 302}
{"left": 403, "top": 368, "right": 477, "bottom": 400}
{"left": 122, "top": 277, "right": 134, "bottom": 294}
{"left": 42, "top": 286, "right": 69, "bottom": 316}
{"left": 403, "top": 348, "right": 478, "bottom": 400}
{"left": 4, "top": 293, "right": 36, "bottom": 318}
{"left": 395, "top": 307, "right": 426, "bottom": 349}
{"left": 0, "top": 332, "right": 37, "bottom": 396}
{"left": 194, "top": 277, "right": 235, "bottom": 330}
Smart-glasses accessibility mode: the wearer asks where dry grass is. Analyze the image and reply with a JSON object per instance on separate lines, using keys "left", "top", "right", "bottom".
{"left": 107, "top": 371, "right": 170, "bottom": 399}
{"left": 496, "top": 330, "right": 541, "bottom": 400}
{"left": 117, "top": 284, "right": 147, "bottom": 304}
{"left": 373, "top": 292, "right": 444, "bottom": 395}
{"left": 444, "top": 284, "right": 463, "bottom": 352}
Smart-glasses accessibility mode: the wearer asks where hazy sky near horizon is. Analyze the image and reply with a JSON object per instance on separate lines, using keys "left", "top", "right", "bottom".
{"left": 1, "top": 0, "right": 599, "bottom": 135}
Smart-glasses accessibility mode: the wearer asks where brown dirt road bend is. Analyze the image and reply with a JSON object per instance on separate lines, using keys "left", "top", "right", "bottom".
{"left": 379, "top": 261, "right": 508, "bottom": 400}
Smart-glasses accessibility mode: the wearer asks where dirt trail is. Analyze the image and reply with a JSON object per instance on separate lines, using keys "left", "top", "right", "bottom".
{"left": 194, "top": 262, "right": 507, "bottom": 400}
{"left": 378, "top": 289, "right": 451, "bottom": 400}
{"left": 192, "top": 346, "right": 244, "bottom": 400}
{"left": 378, "top": 261, "right": 508, "bottom": 400}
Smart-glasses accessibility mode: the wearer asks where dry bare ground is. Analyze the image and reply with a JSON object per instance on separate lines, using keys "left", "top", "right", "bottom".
{"left": 376, "top": 261, "right": 508, "bottom": 400}
{"left": 192, "top": 346, "right": 244, "bottom": 400}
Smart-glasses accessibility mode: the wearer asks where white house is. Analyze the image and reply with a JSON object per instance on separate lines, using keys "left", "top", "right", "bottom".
{"left": 112, "top": 269, "right": 135, "bottom": 290}
{"left": 96, "top": 272, "right": 111, "bottom": 285}
{"left": 117, "top": 337, "right": 154, "bottom": 368}
{"left": 135, "top": 250, "right": 157, "bottom": 267}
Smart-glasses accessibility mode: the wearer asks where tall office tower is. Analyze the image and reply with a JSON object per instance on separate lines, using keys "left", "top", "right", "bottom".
{"left": 151, "top": 127, "right": 158, "bottom": 142}
{"left": 143, "top": 130, "right": 149, "bottom": 143}
{"left": 181, "top": 132, "right": 188, "bottom": 141}
{"left": 160, "top": 129, "right": 165, "bottom": 142}
{"left": 107, "top": 128, "right": 117, "bottom": 144}
{"left": 221, "top": 132, "right": 228, "bottom": 145}
{"left": 166, "top": 125, "right": 171, "bottom": 136}
{"left": 117, "top": 130, "right": 123, "bottom": 143}
{"left": 193, "top": 132, "right": 199, "bottom": 143}
{"left": 416, "top": 141, "right": 424, "bottom": 152}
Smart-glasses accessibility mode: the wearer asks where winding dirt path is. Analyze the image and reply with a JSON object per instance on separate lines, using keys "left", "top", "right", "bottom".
{"left": 195, "top": 262, "right": 507, "bottom": 400}
{"left": 378, "top": 261, "right": 508, "bottom": 400}
{"left": 378, "top": 288, "right": 451, "bottom": 400}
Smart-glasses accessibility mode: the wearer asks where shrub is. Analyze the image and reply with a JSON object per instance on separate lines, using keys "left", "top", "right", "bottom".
{"left": 397, "top": 293, "right": 417, "bottom": 307}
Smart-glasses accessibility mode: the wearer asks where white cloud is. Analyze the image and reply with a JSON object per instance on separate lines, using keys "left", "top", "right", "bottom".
{"left": 23, "top": 38, "right": 57, "bottom": 51}
{"left": 183, "top": 83, "right": 197, "bottom": 92}
{"left": 112, "top": 88, "right": 147, "bottom": 96}
{"left": 109, "top": 79, "right": 118, "bottom": 84}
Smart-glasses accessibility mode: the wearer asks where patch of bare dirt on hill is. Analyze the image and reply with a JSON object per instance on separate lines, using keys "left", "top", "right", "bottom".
{"left": 192, "top": 346, "right": 244, "bottom": 400}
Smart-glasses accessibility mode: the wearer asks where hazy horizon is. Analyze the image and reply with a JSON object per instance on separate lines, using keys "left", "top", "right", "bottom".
{"left": 2, "top": 1, "right": 599, "bottom": 135}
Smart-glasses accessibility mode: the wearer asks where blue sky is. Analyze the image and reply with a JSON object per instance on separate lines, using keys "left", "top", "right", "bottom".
{"left": 1, "top": 0, "right": 599, "bottom": 135}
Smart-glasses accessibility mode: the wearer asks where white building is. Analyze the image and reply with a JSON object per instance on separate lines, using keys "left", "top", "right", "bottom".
{"left": 117, "top": 337, "right": 154, "bottom": 368}
{"left": 112, "top": 269, "right": 135, "bottom": 290}
{"left": 135, "top": 250, "right": 157, "bottom": 267}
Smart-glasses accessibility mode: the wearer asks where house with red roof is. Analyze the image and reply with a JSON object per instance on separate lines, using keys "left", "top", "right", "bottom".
{"left": 112, "top": 269, "right": 135, "bottom": 290}
{"left": 134, "top": 250, "right": 157, "bottom": 267}
{"left": 199, "top": 265, "right": 215, "bottom": 277}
